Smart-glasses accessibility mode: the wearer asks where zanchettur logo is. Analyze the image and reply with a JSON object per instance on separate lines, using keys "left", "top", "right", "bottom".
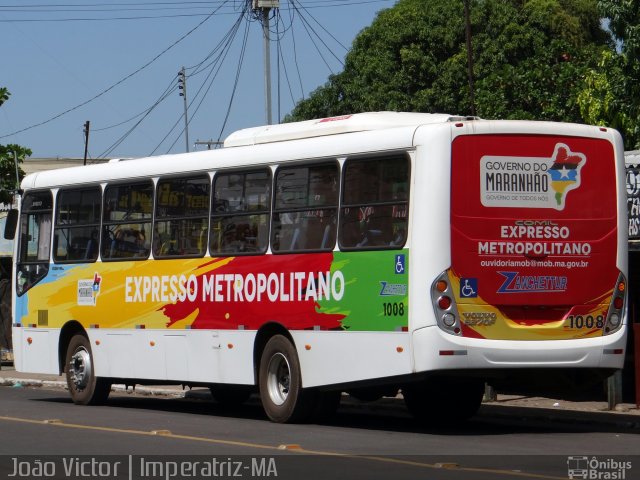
{"left": 567, "top": 456, "right": 632, "bottom": 479}
{"left": 481, "top": 143, "right": 587, "bottom": 211}
{"left": 497, "top": 271, "right": 567, "bottom": 293}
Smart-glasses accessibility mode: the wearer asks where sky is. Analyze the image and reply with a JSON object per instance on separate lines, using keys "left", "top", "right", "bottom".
{"left": 0, "top": 0, "right": 397, "bottom": 160}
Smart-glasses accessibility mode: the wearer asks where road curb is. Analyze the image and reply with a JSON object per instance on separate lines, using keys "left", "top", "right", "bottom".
{"left": 0, "top": 376, "right": 188, "bottom": 398}
{"left": 478, "top": 403, "right": 640, "bottom": 430}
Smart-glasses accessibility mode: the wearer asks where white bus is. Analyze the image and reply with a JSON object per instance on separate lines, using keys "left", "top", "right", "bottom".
{"left": 10, "top": 112, "right": 628, "bottom": 423}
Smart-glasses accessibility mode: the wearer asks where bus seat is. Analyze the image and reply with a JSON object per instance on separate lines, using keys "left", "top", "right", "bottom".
{"left": 289, "top": 228, "right": 300, "bottom": 250}
{"left": 85, "top": 238, "right": 97, "bottom": 259}
{"left": 320, "top": 224, "right": 331, "bottom": 249}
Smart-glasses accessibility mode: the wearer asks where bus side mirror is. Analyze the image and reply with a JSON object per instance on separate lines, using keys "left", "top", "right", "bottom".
{"left": 4, "top": 209, "right": 18, "bottom": 240}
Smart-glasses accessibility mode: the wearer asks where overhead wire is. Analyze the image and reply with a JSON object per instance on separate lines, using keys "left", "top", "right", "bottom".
{"left": 289, "top": 0, "right": 349, "bottom": 52}
{"left": 2, "top": 0, "right": 395, "bottom": 156}
{"left": 275, "top": 11, "right": 298, "bottom": 112}
{"left": 185, "top": 6, "right": 246, "bottom": 76}
{"left": 109, "top": 0, "right": 356, "bottom": 154}
{"left": 92, "top": 76, "right": 177, "bottom": 133}
{"left": 215, "top": 9, "right": 251, "bottom": 143}
{"left": 283, "top": 2, "right": 305, "bottom": 101}
{"left": 0, "top": 0, "right": 229, "bottom": 140}
{"left": 97, "top": 76, "right": 178, "bottom": 158}
{"left": 0, "top": 1, "right": 393, "bottom": 22}
{"left": 149, "top": 4, "right": 247, "bottom": 155}
{"left": 289, "top": 1, "right": 345, "bottom": 71}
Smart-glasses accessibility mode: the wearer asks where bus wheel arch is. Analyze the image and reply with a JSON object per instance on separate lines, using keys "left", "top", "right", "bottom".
{"left": 59, "top": 322, "right": 111, "bottom": 405}
{"left": 58, "top": 321, "right": 86, "bottom": 375}
{"left": 253, "top": 322, "right": 293, "bottom": 384}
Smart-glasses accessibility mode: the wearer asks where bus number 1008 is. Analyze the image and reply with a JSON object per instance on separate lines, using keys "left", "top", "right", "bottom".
{"left": 383, "top": 302, "right": 405, "bottom": 317}
{"left": 567, "top": 315, "right": 604, "bottom": 329}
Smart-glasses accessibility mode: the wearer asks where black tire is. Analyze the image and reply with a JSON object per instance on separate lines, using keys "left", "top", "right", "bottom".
{"left": 64, "top": 333, "right": 111, "bottom": 405}
{"left": 209, "top": 384, "right": 253, "bottom": 406}
{"left": 402, "top": 377, "right": 484, "bottom": 425}
{"left": 258, "top": 335, "right": 315, "bottom": 423}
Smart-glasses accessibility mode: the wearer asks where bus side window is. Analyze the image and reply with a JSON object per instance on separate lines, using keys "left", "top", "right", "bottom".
{"left": 211, "top": 169, "right": 271, "bottom": 256}
{"left": 53, "top": 187, "right": 101, "bottom": 263}
{"left": 153, "top": 175, "right": 210, "bottom": 258}
{"left": 271, "top": 162, "right": 338, "bottom": 253}
{"left": 102, "top": 182, "right": 153, "bottom": 261}
{"left": 339, "top": 153, "right": 410, "bottom": 250}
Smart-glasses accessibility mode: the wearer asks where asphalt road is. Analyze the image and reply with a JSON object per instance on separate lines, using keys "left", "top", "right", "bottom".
{"left": 0, "top": 386, "right": 638, "bottom": 480}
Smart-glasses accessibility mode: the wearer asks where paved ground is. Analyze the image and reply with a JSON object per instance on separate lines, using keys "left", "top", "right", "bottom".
{"left": 2, "top": 362, "right": 639, "bottom": 430}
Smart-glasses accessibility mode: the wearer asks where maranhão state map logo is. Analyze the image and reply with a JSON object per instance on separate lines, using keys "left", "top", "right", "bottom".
{"left": 480, "top": 143, "right": 587, "bottom": 211}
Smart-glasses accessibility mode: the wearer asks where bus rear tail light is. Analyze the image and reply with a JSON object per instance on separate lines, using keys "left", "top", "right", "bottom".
{"left": 603, "top": 273, "right": 627, "bottom": 335}
{"left": 438, "top": 296, "right": 452, "bottom": 310}
{"left": 431, "top": 271, "right": 462, "bottom": 336}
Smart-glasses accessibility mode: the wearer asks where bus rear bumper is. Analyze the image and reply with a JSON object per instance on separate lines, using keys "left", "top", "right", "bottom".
{"left": 412, "top": 325, "right": 628, "bottom": 373}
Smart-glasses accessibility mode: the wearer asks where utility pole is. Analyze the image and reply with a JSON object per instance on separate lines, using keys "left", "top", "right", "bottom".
{"left": 83, "top": 120, "right": 90, "bottom": 166}
{"left": 178, "top": 67, "right": 190, "bottom": 152}
{"left": 253, "top": 0, "right": 279, "bottom": 125}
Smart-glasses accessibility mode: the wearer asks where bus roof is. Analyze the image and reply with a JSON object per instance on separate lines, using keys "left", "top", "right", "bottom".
{"left": 22, "top": 112, "right": 614, "bottom": 191}
{"left": 21, "top": 112, "right": 465, "bottom": 190}
{"left": 223, "top": 112, "right": 464, "bottom": 147}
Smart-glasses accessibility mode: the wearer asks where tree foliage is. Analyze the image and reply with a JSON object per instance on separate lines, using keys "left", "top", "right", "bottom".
{"left": 287, "top": 0, "right": 638, "bottom": 148}
{"left": 0, "top": 88, "right": 29, "bottom": 205}
{"left": 578, "top": 0, "right": 640, "bottom": 149}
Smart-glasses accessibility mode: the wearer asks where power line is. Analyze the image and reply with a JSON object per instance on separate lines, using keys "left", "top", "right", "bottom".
{"left": 0, "top": 1, "right": 229, "bottom": 140}
{"left": 148, "top": 6, "right": 246, "bottom": 155}
{"left": 215, "top": 10, "right": 251, "bottom": 144}
{"left": 281, "top": 5, "right": 305, "bottom": 101}
{"left": 0, "top": 1, "right": 393, "bottom": 22}
{"left": 290, "top": 2, "right": 343, "bottom": 74}
{"left": 96, "top": 76, "right": 177, "bottom": 157}
{"left": 3, "top": 0, "right": 394, "bottom": 157}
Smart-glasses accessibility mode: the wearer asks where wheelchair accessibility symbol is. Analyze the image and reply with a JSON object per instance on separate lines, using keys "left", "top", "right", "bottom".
{"left": 460, "top": 278, "right": 478, "bottom": 298}
{"left": 394, "top": 254, "right": 405, "bottom": 274}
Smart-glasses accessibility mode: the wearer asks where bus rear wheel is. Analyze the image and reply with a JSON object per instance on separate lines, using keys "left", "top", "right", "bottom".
{"left": 258, "top": 335, "right": 315, "bottom": 423}
{"left": 65, "top": 333, "right": 111, "bottom": 405}
{"left": 402, "top": 377, "right": 484, "bottom": 424}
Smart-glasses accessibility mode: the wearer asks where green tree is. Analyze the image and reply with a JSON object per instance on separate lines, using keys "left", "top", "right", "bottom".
{"left": 0, "top": 88, "right": 29, "bottom": 205}
{"left": 287, "top": 0, "right": 611, "bottom": 129}
{"left": 578, "top": 1, "right": 640, "bottom": 149}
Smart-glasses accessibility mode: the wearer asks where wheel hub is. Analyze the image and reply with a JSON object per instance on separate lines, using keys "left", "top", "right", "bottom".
{"left": 266, "top": 352, "right": 291, "bottom": 406}
{"left": 69, "top": 347, "right": 92, "bottom": 390}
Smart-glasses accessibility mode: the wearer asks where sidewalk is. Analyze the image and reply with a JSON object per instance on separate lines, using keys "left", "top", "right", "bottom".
{"left": 1, "top": 363, "right": 639, "bottom": 429}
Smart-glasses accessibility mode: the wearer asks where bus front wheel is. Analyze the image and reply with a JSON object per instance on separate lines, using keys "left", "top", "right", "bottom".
{"left": 64, "top": 333, "right": 111, "bottom": 405}
{"left": 258, "top": 335, "right": 315, "bottom": 423}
